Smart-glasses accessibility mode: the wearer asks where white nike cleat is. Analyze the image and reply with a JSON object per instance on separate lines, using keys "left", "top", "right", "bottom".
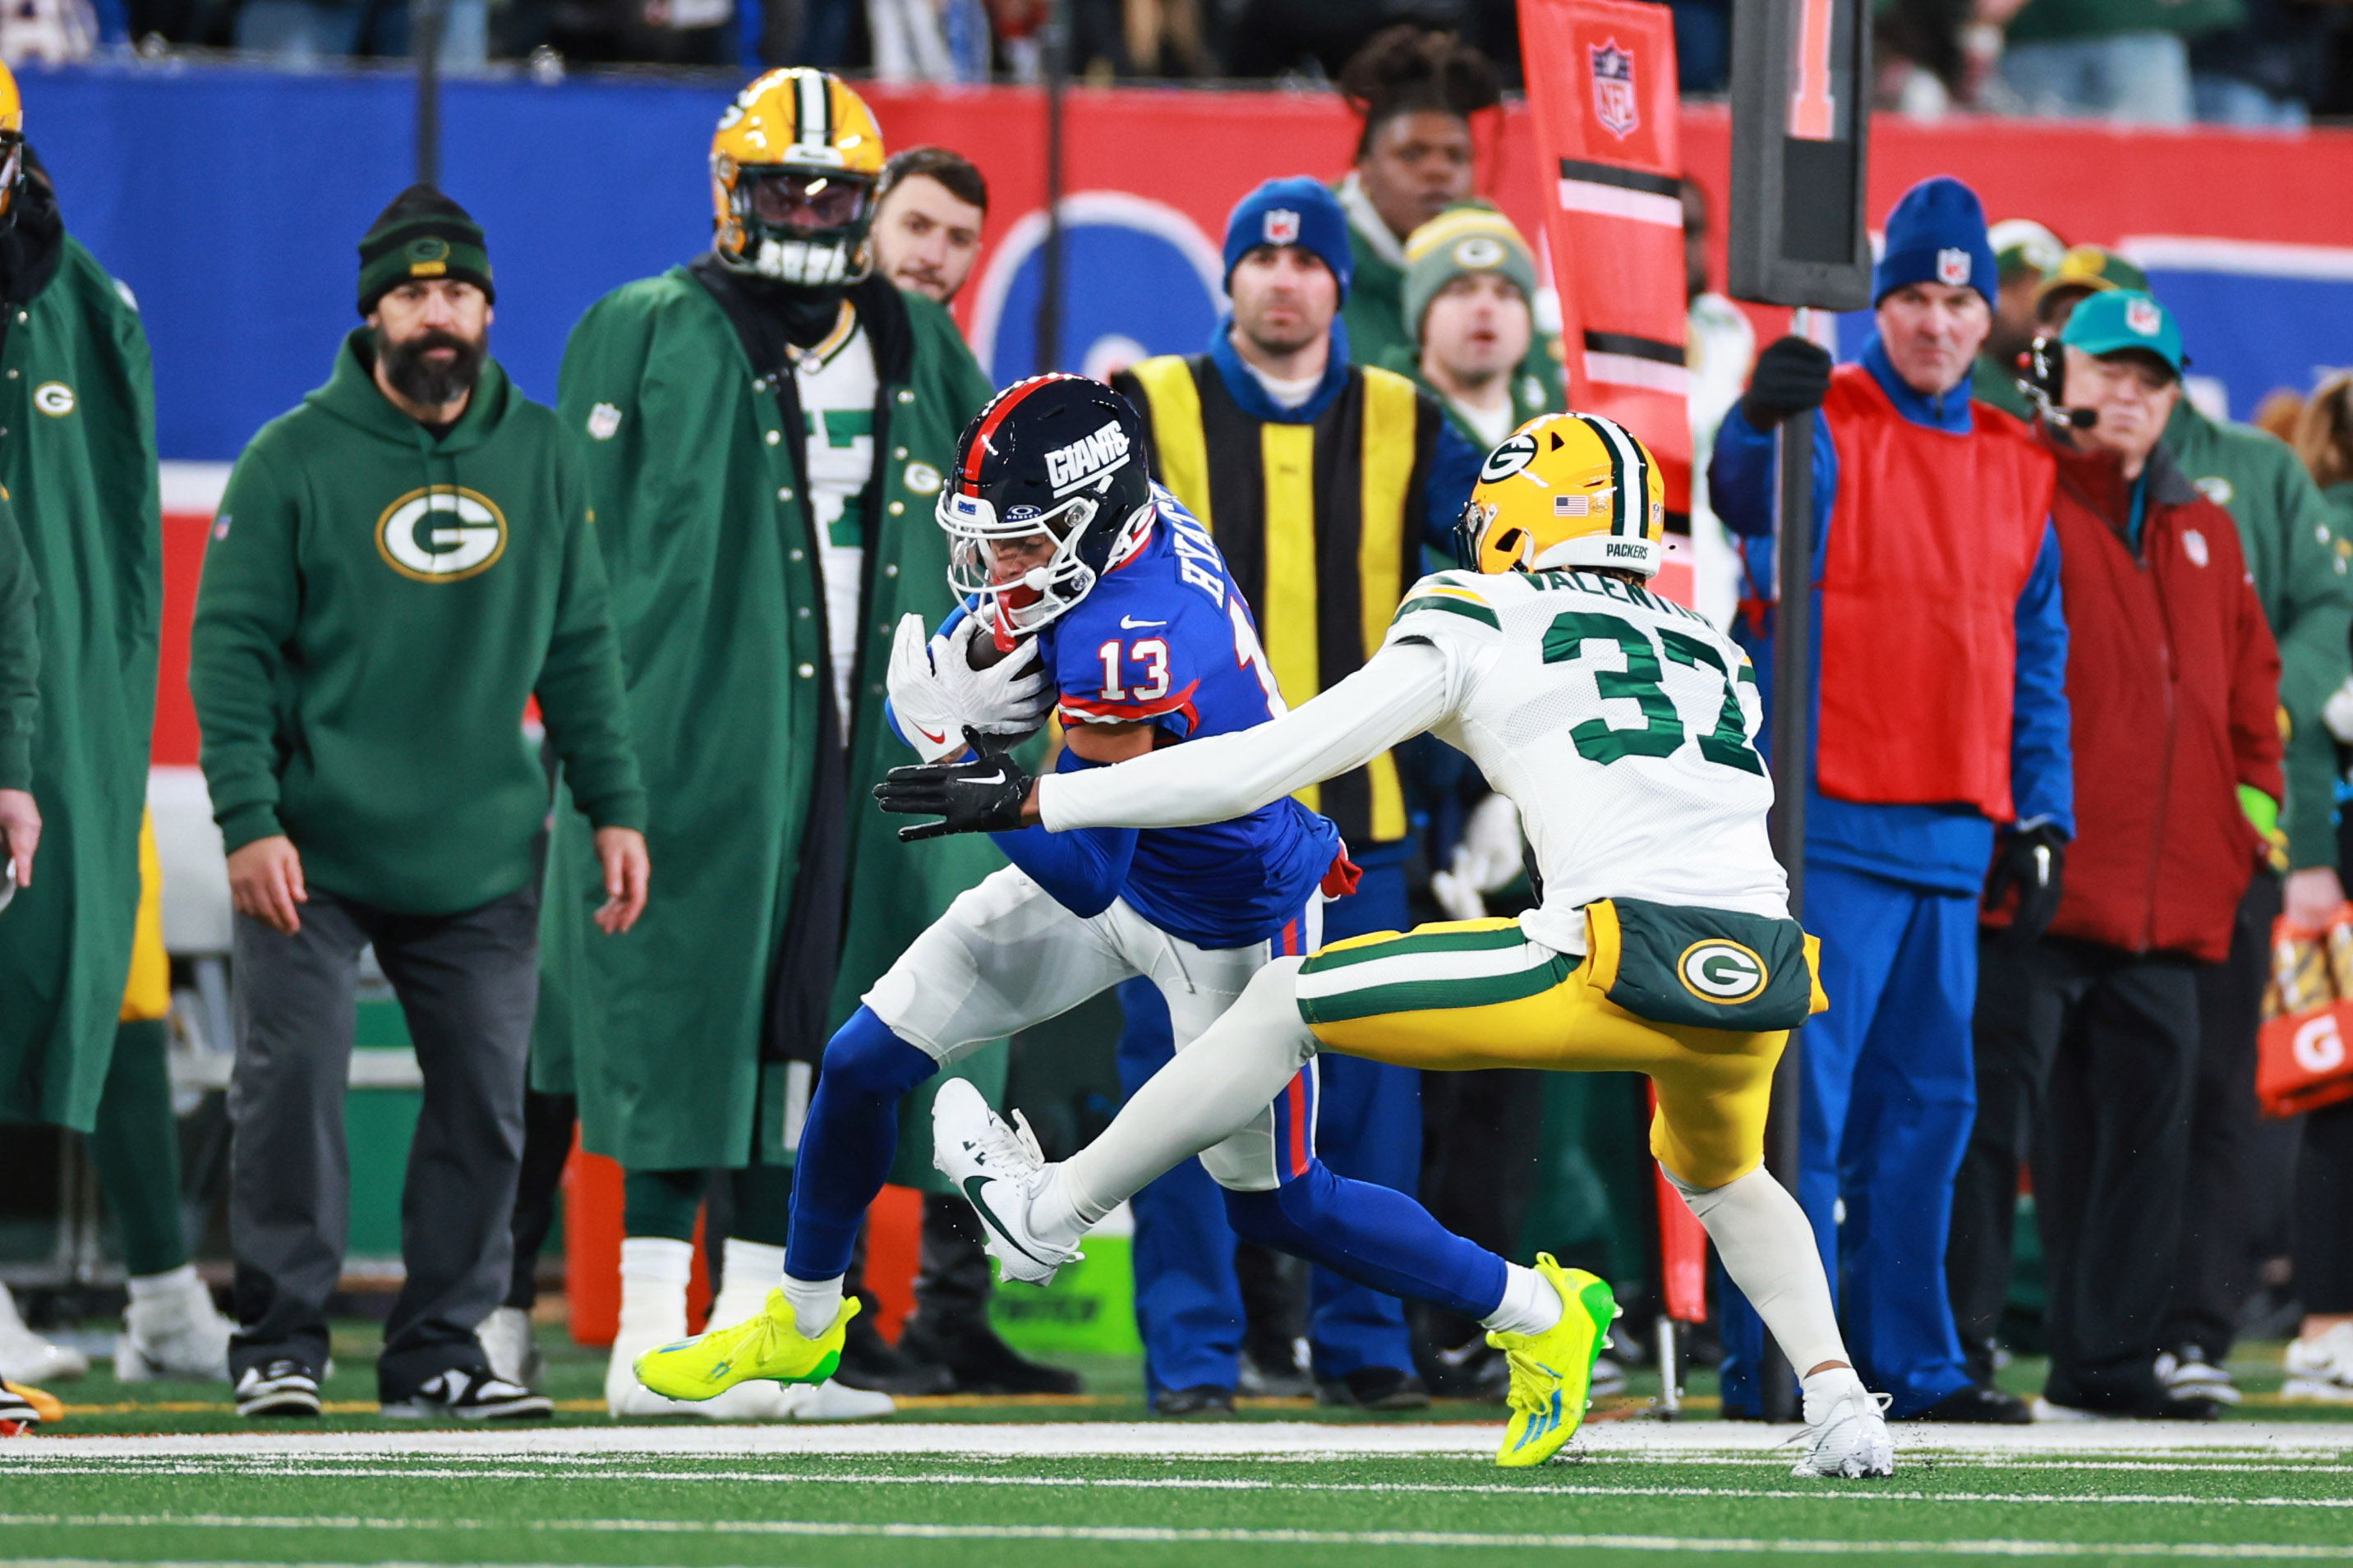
{"left": 785, "top": 1378, "right": 896, "bottom": 1420}
{"left": 116, "top": 1268, "right": 234, "bottom": 1383}
{"left": 2284, "top": 1326, "right": 2353, "bottom": 1404}
{"left": 0, "top": 1286, "right": 87, "bottom": 1385}
{"left": 1792, "top": 1373, "right": 1896, "bottom": 1478}
{"left": 931, "top": 1078, "right": 1079, "bottom": 1287}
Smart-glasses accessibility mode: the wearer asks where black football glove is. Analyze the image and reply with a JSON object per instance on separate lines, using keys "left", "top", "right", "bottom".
{"left": 874, "top": 727, "right": 1035, "bottom": 842}
{"left": 1984, "top": 821, "right": 2067, "bottom": 944}
{"left": 1741, "top": 335, "right": 1835, "bottom": 428}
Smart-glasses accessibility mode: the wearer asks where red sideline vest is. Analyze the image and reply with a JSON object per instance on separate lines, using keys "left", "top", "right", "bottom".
{"left": 1814, "top": 367, "right": 2055, "bottom": 821}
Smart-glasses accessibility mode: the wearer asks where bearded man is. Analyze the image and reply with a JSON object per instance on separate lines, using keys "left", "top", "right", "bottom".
{"left": 191, "top": 186, "right": 648, "bottom": 1421}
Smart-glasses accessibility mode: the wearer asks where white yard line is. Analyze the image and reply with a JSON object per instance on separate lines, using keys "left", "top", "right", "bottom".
{"left": 7, "top": 1464, "right": 2352, "bottom": 1511}
{"left": 16, "top": 1419, "right": 2346, "bottom": 1463}
{"left": 7, "top": 1512, "right": 2353, "bottom": 1558}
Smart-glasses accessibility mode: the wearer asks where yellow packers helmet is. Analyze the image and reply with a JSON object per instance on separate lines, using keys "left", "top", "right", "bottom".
{"left": 0, "top": 62, "right": 23, "bottom": 229}
{"left": 710, "top": 67, "right": 886, "bottom": 287}
{"left": 1453, "top": 412, "right": 1665, "bottom": 579}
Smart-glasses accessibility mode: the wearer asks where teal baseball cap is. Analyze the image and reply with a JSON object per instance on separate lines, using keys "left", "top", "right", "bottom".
{"left": 2060, "top": 288, "right": 2185, "bottom": 377}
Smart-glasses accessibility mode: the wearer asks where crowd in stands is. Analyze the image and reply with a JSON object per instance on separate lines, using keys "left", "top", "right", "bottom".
{"left": 2, "top": 0, "right": 2349, "bottom": 126}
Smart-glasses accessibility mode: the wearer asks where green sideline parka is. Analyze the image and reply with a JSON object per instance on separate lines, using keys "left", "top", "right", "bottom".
{"left": 537, "top": 264, "right": 1001, "bottom": 1174}
{"left": 0, "top": 236, "right": 162, "bottom": 1132}
{"left": 0, "top": 492, "right": 35, "bottom": 791}
{"left": 190, "top": 332, "right": 647, "bottom": 916}
{"left": 2165, "top": 398, "right": 2353, "bottom": 874}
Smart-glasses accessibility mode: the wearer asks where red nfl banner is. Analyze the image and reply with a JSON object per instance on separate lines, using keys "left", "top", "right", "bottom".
{"left": 1518, "top": 0, "right": 1694, "bottom": 513}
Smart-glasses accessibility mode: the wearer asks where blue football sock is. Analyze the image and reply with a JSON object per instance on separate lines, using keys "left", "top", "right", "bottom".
{"left": 1223, "top": 1159, "right": 1508, "bottom": 1322}
{"left": 784, "top": 1007, "right": 939, "bottom": 1283}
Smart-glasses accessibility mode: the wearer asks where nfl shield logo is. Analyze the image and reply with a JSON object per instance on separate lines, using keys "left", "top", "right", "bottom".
{"left": 2126, "top": 297, "right": 2162, "bottom": 335}
{"left": 1936, "top": 248, "right": 1972, "bottom": 287}
{"left": 1590, "top": 40, "right": 1637, "bottom": 139}
{"left": 1264, "top": 208, "right": 1301, "bottom": 246}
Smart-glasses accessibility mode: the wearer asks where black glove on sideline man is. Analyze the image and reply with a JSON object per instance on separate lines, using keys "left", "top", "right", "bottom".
{"left": 1741, "top": 335, "right": 1835, "bottom": 428}
{"left": 1984, "top": 821, "right": 2068, "bottom": 945}
{"left": 877, "top": 729, "right": 1035, "bottom": 840}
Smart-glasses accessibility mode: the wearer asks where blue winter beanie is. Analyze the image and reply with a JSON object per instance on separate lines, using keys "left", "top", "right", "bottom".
{"left": 1872, "top": 175, "right": 1997, "bottom": 309}
{"left": 1223, "top": 177, "right": 1354, "bottom": 303}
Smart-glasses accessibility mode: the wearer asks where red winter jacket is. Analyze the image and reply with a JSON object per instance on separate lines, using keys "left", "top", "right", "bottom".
{"left": 2034, "top": 438, "right": 2283, "bottom": 963}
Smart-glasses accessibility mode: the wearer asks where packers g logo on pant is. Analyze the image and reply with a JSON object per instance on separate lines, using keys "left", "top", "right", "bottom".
{"left": 1678, "top": 940, "right": 1768, "bottom": 1005}
{"left": 376, "top": 486, "right": 508, "bottom": 582}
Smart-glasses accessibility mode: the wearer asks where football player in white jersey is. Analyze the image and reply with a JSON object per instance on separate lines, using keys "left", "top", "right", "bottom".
{"left": 881, "top": 412, "right": 1896, "bottom": 1478}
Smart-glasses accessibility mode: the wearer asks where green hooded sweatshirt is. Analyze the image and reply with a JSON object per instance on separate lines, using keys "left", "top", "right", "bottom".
{"left": 191, "top": 330, "right": 645, "bottom": 916}
{"left": 2163, "top": 398, "right": 2353, "bottom": 873}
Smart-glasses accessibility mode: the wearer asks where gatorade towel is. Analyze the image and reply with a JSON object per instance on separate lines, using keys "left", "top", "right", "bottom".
{"left": 1518, "top": 0, "right": 1693, "bottom": 513}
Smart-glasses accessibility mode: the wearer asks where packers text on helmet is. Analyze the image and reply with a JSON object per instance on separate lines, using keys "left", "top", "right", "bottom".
{"left": 710, "top": 68, "right": 886, "bottom": 287}
{"left": 1453, "top": 412, "right": 1666, "bottom": 579}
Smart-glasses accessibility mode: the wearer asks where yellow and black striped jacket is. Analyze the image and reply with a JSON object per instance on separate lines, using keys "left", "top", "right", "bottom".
{"left": 1110, "top": 353, "right": 1446, "bottom": 851}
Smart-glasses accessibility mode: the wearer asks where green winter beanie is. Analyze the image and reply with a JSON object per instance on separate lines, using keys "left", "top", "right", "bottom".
{"left": 1402, "top": 205, "right": 1540, "bottom": 344}
{"left": 358, "top": 184, "right": 494, "bottom": 316}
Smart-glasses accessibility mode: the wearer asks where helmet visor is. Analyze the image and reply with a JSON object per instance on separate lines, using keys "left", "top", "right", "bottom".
{"left": 741, "top": 170, "right": 869, "bottom": 234}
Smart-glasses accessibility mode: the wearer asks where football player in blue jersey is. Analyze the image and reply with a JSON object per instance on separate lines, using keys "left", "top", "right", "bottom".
{"left": 631, "top": 375, "right": 1595, "bottom": 1424}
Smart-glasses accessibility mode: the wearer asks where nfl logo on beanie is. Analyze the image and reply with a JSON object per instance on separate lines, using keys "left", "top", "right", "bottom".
{"left": 1936, "top": 248, "right": 1971, "bottom": 287}
{"left": 1264, "top": 209, "right": 1301, "bottom": 246}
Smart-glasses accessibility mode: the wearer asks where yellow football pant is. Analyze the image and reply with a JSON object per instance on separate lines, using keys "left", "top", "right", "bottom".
{"left": 1296, "top": 917, "right": 1786, "bottom": 1190}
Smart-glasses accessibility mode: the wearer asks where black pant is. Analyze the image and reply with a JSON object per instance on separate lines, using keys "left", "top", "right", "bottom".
{"left": 1951, "top": 936, "right": 2199, "bottom": 1409}
{"left": 2299, "top": 1098, "right": 2353, "bottom": 1315}
{"left": 228, "top": 883, "right": 540, "bottom": 1399}
{"left": 2162, "top": 874, "right": 2279, "bottom": 1358}
{"left": 505, "top": 1089, "right": 577, "bottom": 1310}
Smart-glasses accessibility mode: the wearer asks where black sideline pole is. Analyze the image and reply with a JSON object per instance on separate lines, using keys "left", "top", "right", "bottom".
{"left": 1034, "top": 0, "right": 1066, "bottom": 376}
{"left": 413, "top": 0, "right": 442, "bottom": 188}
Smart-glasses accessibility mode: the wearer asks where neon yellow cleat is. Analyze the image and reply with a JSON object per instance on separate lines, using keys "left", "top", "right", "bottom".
{"left": 633, "top": 1290, "right": 859, "bottom": 1402}
{"left": 1489, "top": 1255, "right": 1616, "bottom": 1469}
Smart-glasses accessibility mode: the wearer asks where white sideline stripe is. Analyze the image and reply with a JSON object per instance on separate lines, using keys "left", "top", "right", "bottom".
{"left": 1557, "top": 179, "right": 1684, "bottom": 228}
{"left": 10, "top": 1464, "right": 2352, "bottom": 1511}
{"left": 2118, "top": 236, "right": 2353, "bottom": 282}
{"left": 16, "top": 1419, "right": 2346, "bottom": 1462}
{"left": 9, "top": 1513, "right": 2353, "bottom": 1558}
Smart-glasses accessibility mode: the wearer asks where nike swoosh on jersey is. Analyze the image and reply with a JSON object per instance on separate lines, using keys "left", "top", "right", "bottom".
{"left": 1119, "top": 615, "right": 1168, "bottom": 629}
{"left": 962, "top": 1175, "right": 1058, "bottom": 1267}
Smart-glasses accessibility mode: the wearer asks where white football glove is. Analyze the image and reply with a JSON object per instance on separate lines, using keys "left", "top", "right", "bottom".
{"left": 886, "top": 612, "right": 1054, "bottom": 764}
{"left": 1430, "top": 793, "right": 1524, "bottom": 922}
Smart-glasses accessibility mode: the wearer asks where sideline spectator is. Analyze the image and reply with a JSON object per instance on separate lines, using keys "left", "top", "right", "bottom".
{"left": 538, "top": 69, "right": 996, "bottom": 1419}
{"left": 1390, "top": 204, "right": 1551, "bottom": 451}
{"left": 2288, "top": 370, "right": 2353, "bottom": 1405}
{"left": 235, "top": 0, "right": 488, "bottom": 67}
{"left": 1957, "top": 291, "right": 2281, "bottom": 1420}
{"left": 191, "top": 186, "right": 647, "bottom": 1420}
{"left": 0, "top": 81, "right": 238, "bottom": 1396}
{"left": 1976, "top": 219, "right": 2066, "bottom": 421}
{"left": 1710, "top": 176, "right": 2069, "bottom": 1425}
{"left": 1108, "top": 176, "right": 1480, "bottom": 1413}
{"left": 2190, "top": 0, "right": 2344, "bottom": 124}
{"left": 871, "top": 146, "right": 988, "bottom": 306}
{"left": 2154, "top": 307, "right": 2351, "bottom": 1409}
{"left": 1996, "top": 0, "right": 2235, "bottom": 123}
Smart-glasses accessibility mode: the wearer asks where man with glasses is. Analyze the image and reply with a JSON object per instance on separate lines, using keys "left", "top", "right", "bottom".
{"left": 540, "top": 67, "right": 999, "bottom": 1419}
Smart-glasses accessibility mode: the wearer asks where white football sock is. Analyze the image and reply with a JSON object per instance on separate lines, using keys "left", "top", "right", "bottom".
{"left": 1664, "top": 1163, "right": 1849, "bottom": 1378}
{"left": 1060, "top": 957, "right": 1318, "bottom": 1216}
{"left": 1480, "top": 1262, "right": 1567, "bottom": 1339}
{"left": 126, "top": 1262, "right": 203, "bottom": 1304}
{"left": 711, "top": 1239, "right": 786, "bottom": 1330}
{"left": 615, "top": 1237, "right": 693, "bottom": 1351}
{"left": 1023, "top": 1167, "right": 1094, "bottom": 1253}
{"left": 1801, "top": 1363, "right": 1871, "bottom": 1425}
{"left": 785, "top": 1273, "right": 845, "bottom": 1340}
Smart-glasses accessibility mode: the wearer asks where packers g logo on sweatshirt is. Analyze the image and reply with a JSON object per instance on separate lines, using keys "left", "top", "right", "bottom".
{"left": 376, "top": 486, "right": 508, "bottom": 582}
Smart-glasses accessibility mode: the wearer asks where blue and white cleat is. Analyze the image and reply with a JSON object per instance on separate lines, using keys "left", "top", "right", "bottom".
{"left": 932, "top": 1078, "right": 1080, "bottom": 1287}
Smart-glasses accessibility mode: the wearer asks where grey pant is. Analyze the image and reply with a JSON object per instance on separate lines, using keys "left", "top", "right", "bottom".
{"left": 228, "top": 882, "right": 540, "bottom": 1397}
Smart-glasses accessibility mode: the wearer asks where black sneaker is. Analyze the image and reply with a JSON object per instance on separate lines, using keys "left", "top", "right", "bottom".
{"left": 898, "top": 1315, "right": 1082, "bottom": 1396}
{"left": 1237, "top": 1346, "right": 1315, "bottom": 1400}
{"left": 380, "top": 1368, "right": 552, "bottom": 1420}
{"left": 1899, "top": 1383, "right": 2032, "bottom": 1423}
{"left": 1153, "top": 1384, "right": 1235, "bottom": 1416}
{"left": 834, "top": 1311, "right": 955, "bottom": 1396}
{"left": 234, "top": 1359, "right": 322, "bottom": 1418}
{"left": 1317, "top": 1365, "right": 1433, "bottom": 1410}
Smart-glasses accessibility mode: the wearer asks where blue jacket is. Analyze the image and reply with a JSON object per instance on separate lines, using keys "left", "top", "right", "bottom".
{"left": 1709, "top": 336, "right": 2074, "bottom": 895}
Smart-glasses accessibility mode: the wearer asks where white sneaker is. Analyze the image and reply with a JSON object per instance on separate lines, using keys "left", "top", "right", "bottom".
{"left": 930, "top": 1078, "right": 1077, "bottom": 1286}
{"left": 0, "top": 1286, "right": 87, "bottom": 1385}
{"left": 784, "top": 1378, "right": 896, "bottom": 1420}
{"left": 2284, "top": 1326, "right": 2353, "bottom": 1403}
{"left": 1792, "top": 1373, "right": 1895, "bottom": 1478}
{"left": 116, "top": 1269, "right": 234, "bottom": 1382}
{"left": 477, "top": 1306, "right": 544, "bottom": 1390}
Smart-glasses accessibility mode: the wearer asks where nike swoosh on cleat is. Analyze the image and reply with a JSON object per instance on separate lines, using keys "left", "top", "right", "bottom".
{"left": 962, "top": 1175, "right": 1060, "bottom": 1268}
